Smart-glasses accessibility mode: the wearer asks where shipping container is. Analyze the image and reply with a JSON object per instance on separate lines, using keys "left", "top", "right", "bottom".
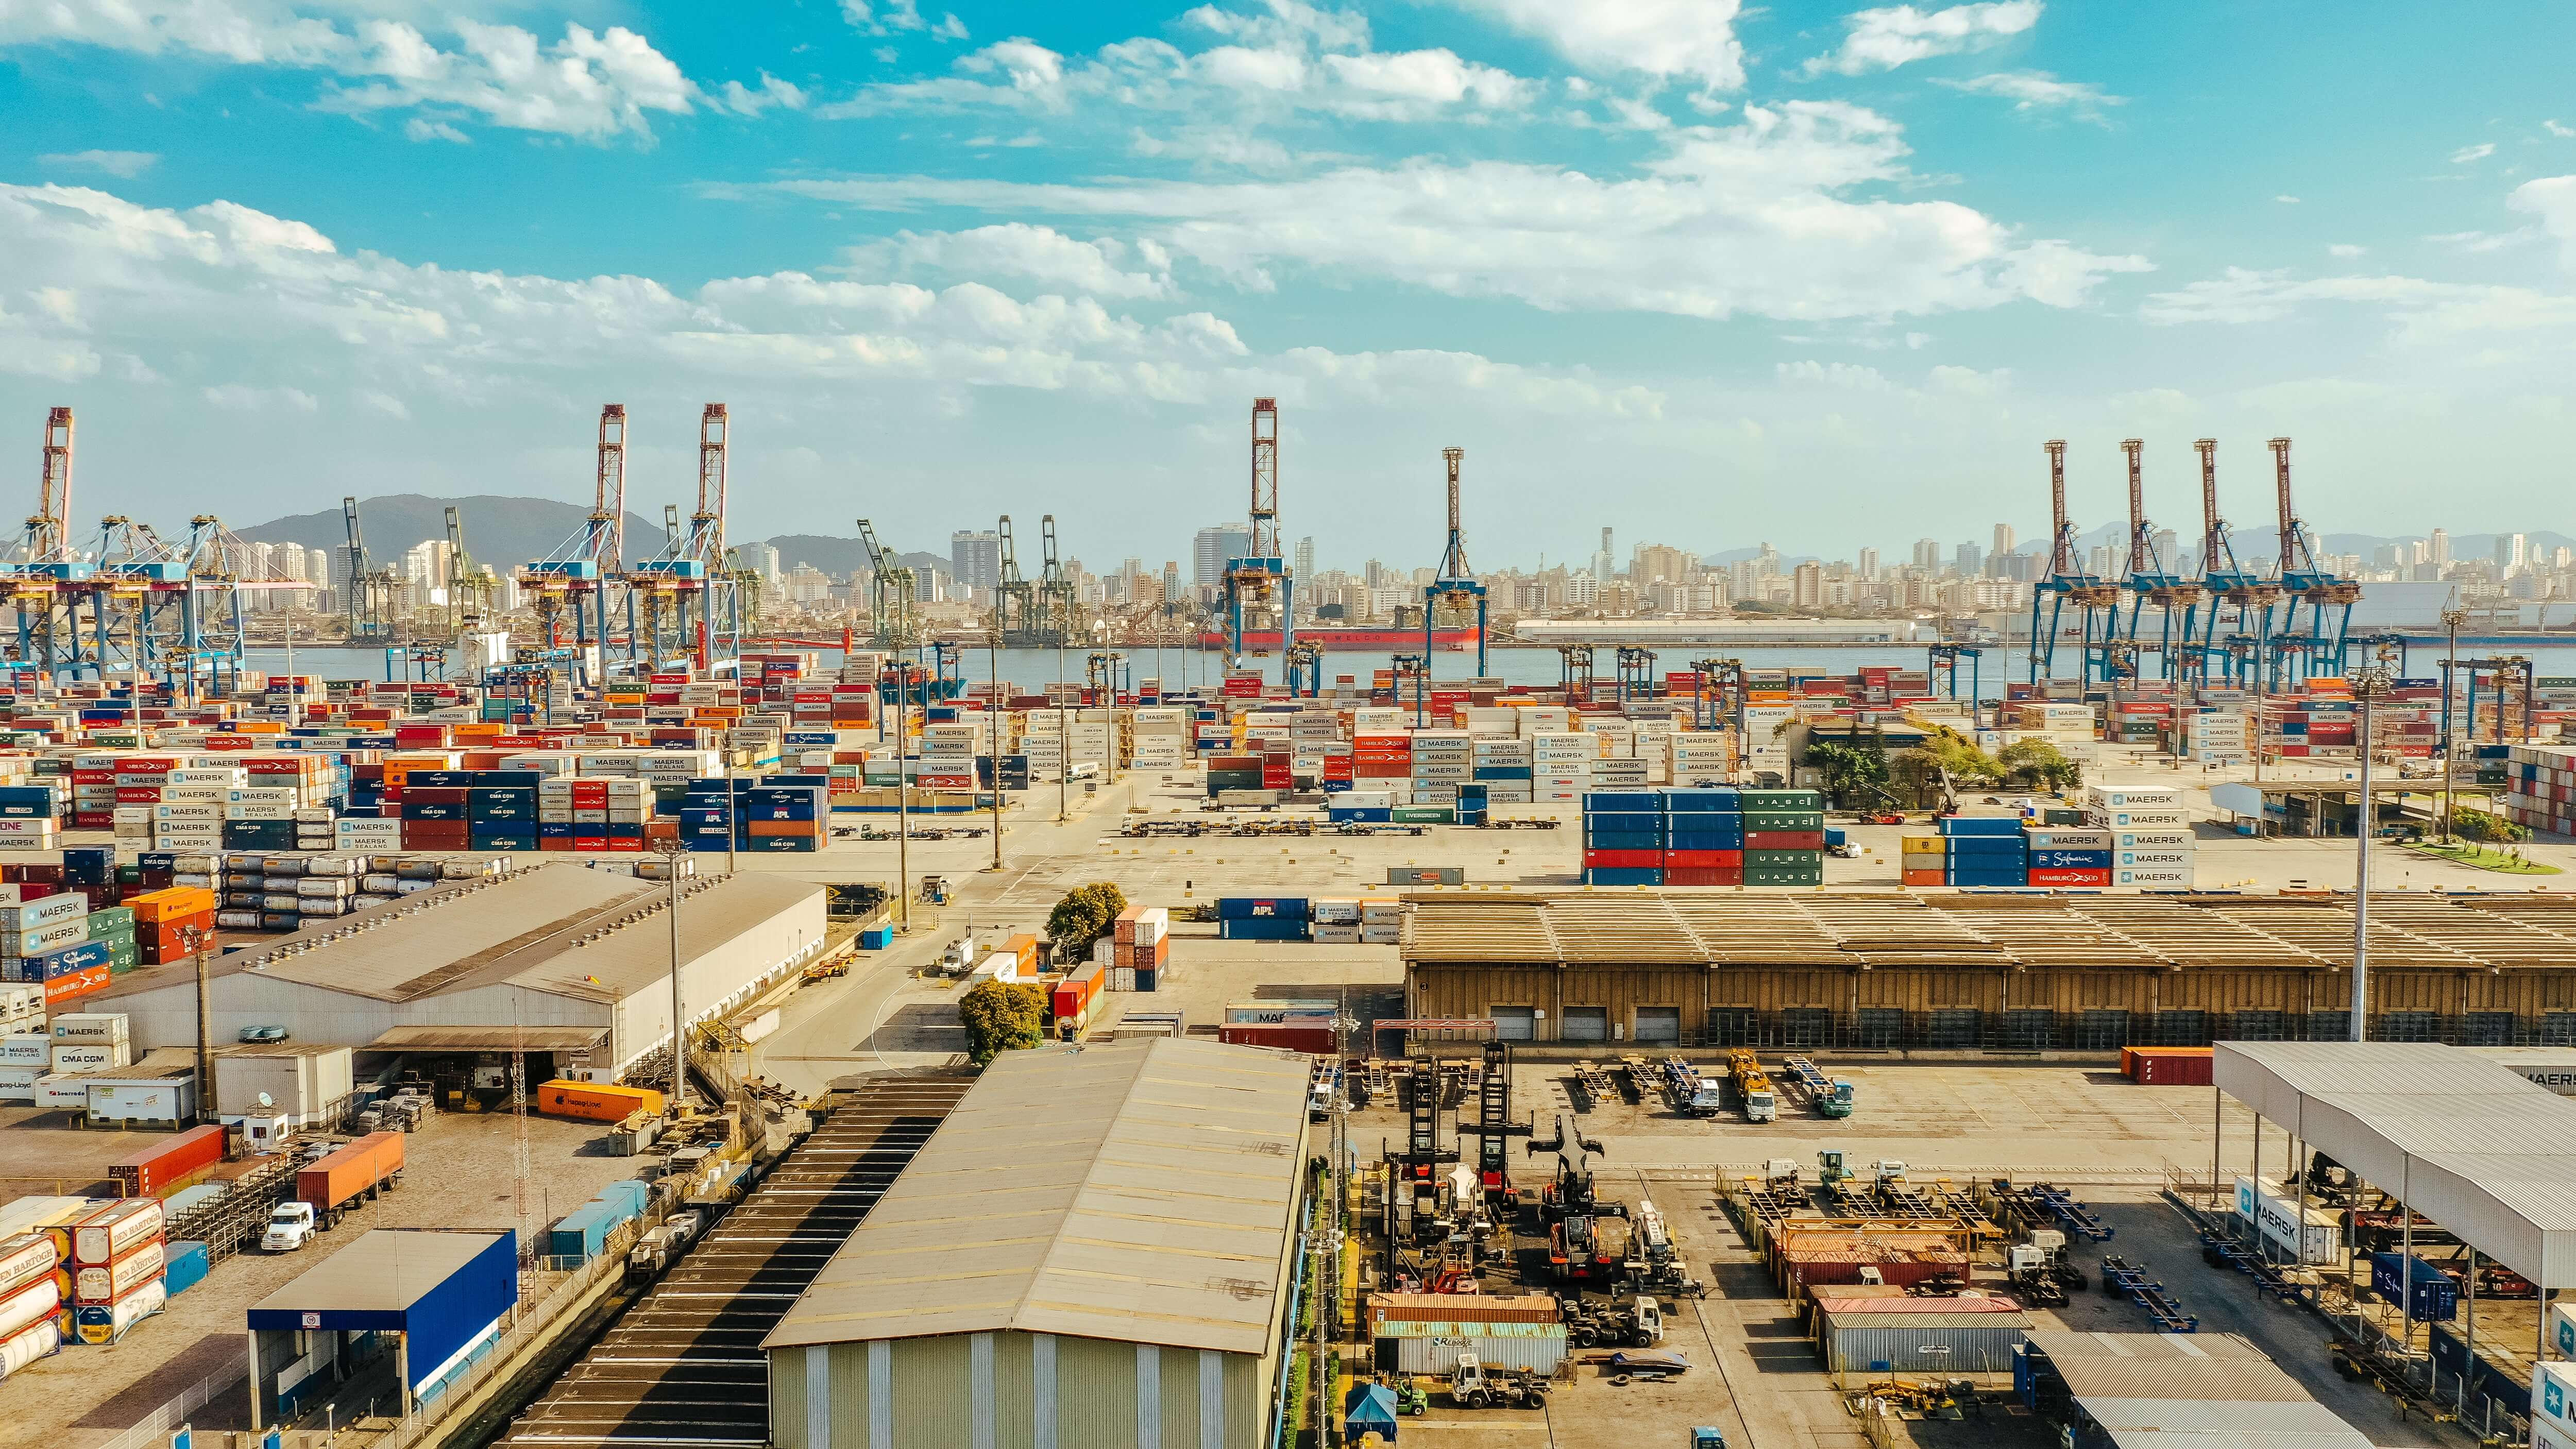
{"left": 107, "top": 1123, "right": 225, "bottom": 1198}
{"left": 297, "top": 1131, "right": 405, "bottom": 1221}
{"left": 536, "top": 1080, "right": 665, "bottom": 1123}
{"left": 73, "top": 1238, "right": 164, "bottom": 1304}
{"left": 71, "top": 1198, "right": 163, "bottom": 1267}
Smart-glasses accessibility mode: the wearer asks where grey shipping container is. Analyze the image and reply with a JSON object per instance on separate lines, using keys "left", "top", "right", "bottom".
{"left": 1383, "top": 1327, "right": 1567, "bottom": 1376}
{"left": 1815, "top": 1312, "right": 2027, "bottom": 1375}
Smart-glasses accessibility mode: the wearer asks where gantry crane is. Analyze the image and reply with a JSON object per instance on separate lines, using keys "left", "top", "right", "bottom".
{"left": 1687, "top": 656, "right": 1745, "bottom": 728}
{"left": 2179, "top": 439, "right": 2274, "bottom": 690}
{"left": 994, "top": 514, "right": 1057, "bottom": 647}
{"left": 444, "top": 505, "right": 497, "bottom": 639}
{"left": 2025, "top": 439, "right": 2121, "bottom": 688}
{"left": 1421, "top": 446, "right": 1489, "bottom": 676}
{"left": 1, "top": 407, "right": 91, "bottom": 678}
{"left": 341, "top": 496, "right": 398, "bottom": 647}
{"left": 1038, "top": 514, "right": 1077, "bottom": 646}
{"left": 856, "top": 518, "right": 917, "bottom": 650}
{"left": 520, "top": 404, "right": 628, "bottom": 684}
{"left": 1222, "top": 397, "right": 1293, "bottom": 661}
{"left": 2115, "top": 439, "right": 2201, "bottom": 681}
{"left": 2263, "top": 438, "right": 2359, "bottom": 686}
{"left": 626, "top": 403, "right": 742, "bottom": 670}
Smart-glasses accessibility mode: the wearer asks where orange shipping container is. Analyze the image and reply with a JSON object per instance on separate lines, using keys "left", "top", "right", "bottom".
{"left": 537, "top": 1080, "right": 666, "bottom": 1123}
{"left": 126, "top": 887, "right": 218, "bottom": 924}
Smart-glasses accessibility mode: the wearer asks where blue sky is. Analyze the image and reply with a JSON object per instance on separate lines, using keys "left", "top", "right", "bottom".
{"left": 3, "top": 0, "right": 2572, "bottom": 571}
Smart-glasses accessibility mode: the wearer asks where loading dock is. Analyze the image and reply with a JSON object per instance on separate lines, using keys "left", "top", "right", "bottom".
{"left": 247, "top": 1229, "right": 518, "bottom": 1430}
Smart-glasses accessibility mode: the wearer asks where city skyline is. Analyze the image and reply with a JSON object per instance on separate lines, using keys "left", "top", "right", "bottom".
{"left": 3, "top": 4, "right": 2572, "bottom": 559}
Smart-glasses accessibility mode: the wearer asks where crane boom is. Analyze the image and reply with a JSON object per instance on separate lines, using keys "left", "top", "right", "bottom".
{"left": 2122, "top": 438, "right": 2149, "bottom": 576}
{"left": 1438, "top": 447, "right": 1470, "bottom": 579}
{"left": 2045, "top": 439, "right": 2073, "bottom": 576}
{"left": 2269, "top": 436, "right": 2297, "bottom": 570}
{"left": 594, "top": 404, "right": 628, "bottom": 570}
{"left": 1249, "top": 397, "right": 1279, "bottom": 559}
{"left": 33, "top": 407, "right": 72, "bottom": 564}
{"left": 695, "top": 403, "right": 727, "bottom": 565}
{"left": 2194, "top": 438, "right": 2222, "bottom": 571}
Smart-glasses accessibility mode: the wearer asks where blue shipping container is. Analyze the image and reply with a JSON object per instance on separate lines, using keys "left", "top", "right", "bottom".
{"left": 858, "top": 927, "right": 894, "bottom": 950}
{"left": 1583, "top": 868, "right": 1663, "bottom": 886}
{"left": 2370, "top": 1253, "right": 2459, "bottom": 1322}
{"left": 1217, "top": 897, "right": 1311, "bottom": 920}
{"left": 1218, "top": 916, "right": 1311, "bottom": 941}
{"left": 2028, "top": 849, "right": 2113, "bottom": 869}
{"left": 548, "top": 1204, "right": 613, "bottom": 1263}
{"left": 1583, "top": 792, "right": 1662, "bottom": 812}
{"left": 1940, "top": 816, "right": 2026, "bottom": 838}
{"left": 163, "top": 1240, "right": 210, "bottom": 1297}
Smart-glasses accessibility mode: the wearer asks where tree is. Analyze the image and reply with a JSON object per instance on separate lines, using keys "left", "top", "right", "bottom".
{"left": 1889, "top": 727, "right": 2003, "bottom": 807}
{"left": 1803, "top": 740, "right": 1891, "bottom": 809}
{"left": 959, "top": 979, "right": 1046, "bottom": 1065}
{"left": 1998, "top": 739, "right": 2083, "bottom": 793}
{"left": 1046, "top": 881, "right": 1129, "bottom": 959}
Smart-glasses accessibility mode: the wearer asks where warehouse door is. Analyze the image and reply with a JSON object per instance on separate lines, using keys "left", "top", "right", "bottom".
{"left": 1633, "top": 1008, "right": 1680, "bottom": 1045}
{"left": 1561, "top": 1007, "right": 1609, "bottom": 1043}
{"left": 1999, "top": 1010, "right": 2056, "bottom": 1050}
{"left": 2226, "top": 1010, "right": 2285, "bottom": 1042}
{"left": 1924, "top": 1009, "right": 1980, "bottom": 1050}
{"left": 2548, "top": 1013, "right": 2576, "bottom": 1046}
{"left": 1491, "top": 1007, "right": 1536, "bottom": 1042}
{"left": 2149, "top": 1010, "right": 2208, "bottom": 1046}
{"left": 1705, "top": 1009, "right": 1755, "bottom": 1047}
{"left": 2072, "top": 1010, "right": 2129, "bottom": 1050}
{"left": 1779, "top": 1008, "right": 1831, "bottom": 1049}
{"left": 2304, "top": 1011, "right": 2350, "bottom": 1042}
{"left": 2372, "top": 1011, "right": 2438, "bottom": 1043}
{"left": 1854, "top": 1008, "right": 1904, "bottom": 1049}
{"left": 2459, "top": 1012, "right": 2515, "bottom": 1046}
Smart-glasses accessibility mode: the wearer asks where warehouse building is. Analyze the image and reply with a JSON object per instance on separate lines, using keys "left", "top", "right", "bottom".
{"left": 1401, "top": 891, "right": 2576, "bottom": 1053}
{"left": 248, "top": 1229, "right": 518, "bottom": 1429}
{"left": 763, "top": 1037, "right": 1312, "bottom": 1449}
{"left": 91, "top": 865, "right": 828, "bottom": 1078}
{"left": 2017, "top": 1330, "right": 2374, "bottom": 1449}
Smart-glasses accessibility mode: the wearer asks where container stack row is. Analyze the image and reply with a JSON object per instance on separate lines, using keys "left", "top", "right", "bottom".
{"left": 1582, "top": 788, "right": 1826, "bottom": 887}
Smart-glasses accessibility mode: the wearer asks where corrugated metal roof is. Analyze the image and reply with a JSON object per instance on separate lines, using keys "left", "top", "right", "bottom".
{"left": 247, "top": 1229, "right": 508, "bottom": 1316}
{"left": 367, "top": 1025, "right": 609, "bottom": 1053}
{"left": 763, "top": 1037, "right": 1310, "bottom": 1357}
{"left": 2215, "top": 1042, "right": 2576, "bottom": 1287}
{"left": 486, "top": 873, "right": 825, "bottom": 1002}
{"left": 236, "top": 866, "right": 658, "bottom": 1001}
{"left": 2025, "top": 1331, "right": 2375, "bottom": 1449}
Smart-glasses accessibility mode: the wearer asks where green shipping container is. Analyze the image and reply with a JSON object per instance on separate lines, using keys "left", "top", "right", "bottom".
{"left": 1743, "top": 810, "right": 1827, "bottom": 831}
{"left": 88, "top": 907, "right": 135, "bottom": 935}
{"left": 1747, "top": 866, "right": 1824, "bottom": 886}
{"left": 1738, "top": 789, "right": 1823, "bottom": 811}
{"left": 1746, "top": 849, "right": 1824, "bottom": 870}
{"left": 1391, "top": 807, "right": 1456, "bottom": 824}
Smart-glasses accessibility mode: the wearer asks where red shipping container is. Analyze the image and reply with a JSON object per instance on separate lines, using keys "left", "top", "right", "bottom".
{"left": 108, "top": 1123, "right": 225, "bottom": 1197}
{"left": 1745, "top": 831, "right": 1826, "bottom": 851}
{"left": 1583, "top": 849, "right": 1660, "bottom": 869}
{"left": 2123, "top": 1047, "right": 2215, "bottom": 1086}
{"left": 1218, "top": 1022, "right": 1335, "bottom": 1054}
{"left": 1663, "top": 868, "right": 1743, "bottom": 887}
{"left": 1662, "top": 849, "right": 1743, "bottom": 868}
{"left": 2027, "top": 868, "right": 2112, "bottom": 888}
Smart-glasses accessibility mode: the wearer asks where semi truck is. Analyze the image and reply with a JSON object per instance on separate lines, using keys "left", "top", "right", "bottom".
{"left": 1660, "top": 1058, "right": 1725, "bottom": 1117}
{"left": 294, "top": 1131, "right": 405, "bottom": 1229}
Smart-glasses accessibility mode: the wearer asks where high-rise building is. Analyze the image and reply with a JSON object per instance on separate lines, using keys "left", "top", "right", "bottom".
{"left": 1193, "top": 524, "right": 1252, "bottom": 587}
{"left": 739, "top": 542, "right": 782, "bottom": 581}
{"left": 1590, "top": 527, "right": 1615, "bottom": 584}
{"left": 2151, "top": 529, "right": 2179, "bottom": 571}
{"left": 1857, "top": 547, "right": 1879, "bottom": 580}
{"left": 1161, "top": 561, "right": 1181, "bottom": 605}
{"left": 949, "top": 530, "right": 1002, "bottom": 592}
{"left": 1955, "top": 542, "right": 1982, "bottom": 577}
{"left": 1992, "top": 523, "right": 2015, "bottom": 561}
{"left": 2500, "top": 533, "right": 2528, "bottom": 571}
{"left": 2429, "top": 529, "right": 2451, "bottom": 570}
{"left": 1912, "top": 538, "right": 1940, "bottom": 572}
{"left": 1791, "top": 560, "right": 1823, "bottom": 609}
{"left": 1294, "top": 536, "right": 1314, "bottom": 582}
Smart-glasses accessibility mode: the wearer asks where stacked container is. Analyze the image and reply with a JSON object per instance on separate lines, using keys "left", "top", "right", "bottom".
{"left": 1939, "top": 817, "right": 2027, "bottom": 887}
{"left": 2024, "top": 825, "right": 2112, "bottom": 889}
{"left": 126, "top": 888, "right": 217, "bottom": 964}
{"left": 1108, "top": 906, "right": 1169, "bottom": 991}
{"left": 1740, "top": 788, "right": 1826, "bottom": 886}
{"left": 1531, "top": 732, "right": 1592, "bottom": 803}
{"left": 1662, "top": 788, "right": 1744, "bottom": 887}
{"left": 2083, "top": 785, "right": 2194, "bottom": 888}
{"left": 1216, "top": 898, "right": 1310, "bottom": 941}
{"left": 69, "top": 1197, "right": 164, "bottom": 1344}
{"left": 1899, "top": 834, "right": 1946, "bottom": 888}
{"left": 1581, "top": 789, "right": 1664, "bottom": 885}
{"left": 2503, "top": 744, "right": 2576, "bottom": 837}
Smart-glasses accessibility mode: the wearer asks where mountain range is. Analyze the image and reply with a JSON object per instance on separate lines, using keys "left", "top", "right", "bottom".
{"left": 239, "top": 496, "right": 947, "bottom": 578}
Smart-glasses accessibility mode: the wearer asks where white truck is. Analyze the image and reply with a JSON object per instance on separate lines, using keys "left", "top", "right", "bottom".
{"left": 261, "top": 1201, "right": 317, "bottom": 1253}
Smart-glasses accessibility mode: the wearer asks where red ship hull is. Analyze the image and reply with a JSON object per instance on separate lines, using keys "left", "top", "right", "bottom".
{"left": 1198, "top": 628, "right": 1480, "bottom": 651}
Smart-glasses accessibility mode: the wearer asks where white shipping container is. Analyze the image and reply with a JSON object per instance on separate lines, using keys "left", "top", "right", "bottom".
{"left": 0, "top": 1036, "right": 46, "bottom": 1067}
{"left": 2094, "top": 809, "right": 2188, "bottom": 828}
{"left": 2117, "top": 868, "right": 2195, "bottom": 887}
{"left": 2112, "top": 831, "right": 2195, "bottom": 849}
{"left": 49, "top": 1043, "right": 127, "bottom": 1073}
{"left": 2536, "top": 1358, "right": 2576, "bottom": 1438}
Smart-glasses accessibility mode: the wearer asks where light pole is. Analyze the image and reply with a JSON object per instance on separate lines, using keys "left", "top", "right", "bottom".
{"left": 665, "top": 852, "right": 690, "bottom": 1117}
{"left": 988, "top": 627, "right": 1004, "bottom": 872}
{"left": 896, "top": 662, "right": 911, "bottom": 932}
{"left": 2349, "top": 664, "right": 2393, "bottom": 1042}
{"left": 2440, "top": 604, "right": 2466, "bottom": 844}
{"left": 1056, "top": 631, "right": 1070, "bottom": 821}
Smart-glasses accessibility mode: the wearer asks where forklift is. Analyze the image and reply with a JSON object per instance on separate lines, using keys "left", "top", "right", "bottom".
{"left": 1527, "top": 1114, "right": 1623, "bottom": 1224}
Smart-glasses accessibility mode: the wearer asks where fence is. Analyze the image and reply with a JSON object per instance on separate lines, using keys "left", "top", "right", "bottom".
{"left": 87, "top": 1360, "right": 244, "bottom": 1449}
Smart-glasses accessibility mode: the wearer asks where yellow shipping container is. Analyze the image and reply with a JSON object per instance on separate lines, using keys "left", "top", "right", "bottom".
{"left": 1899, "top": 836, "right": 1948, "bottom": 857}
{"left": 537, "top": 1080, "right": 666, "bottom": 1123}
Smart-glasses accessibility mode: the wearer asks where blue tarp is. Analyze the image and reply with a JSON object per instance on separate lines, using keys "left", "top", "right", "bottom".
{"left": 1344, "top": 1383, "right": 1398, "bottom": 1439}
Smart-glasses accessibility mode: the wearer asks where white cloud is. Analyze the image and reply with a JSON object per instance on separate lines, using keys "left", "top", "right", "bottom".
{"left": 842, "top": 0, "right": 928, "bottom": 34}
{"left": 1801, "top": 1, "right": 2043, "bottom": 78}
{"left": 2426, "top": 228, "right": 2537, "bottom": 253}
{"left": 2140, "top": 266, "right": 2576, "bottom": 342}
{"left": 2450, "top": 142, "right": 2496, "bottom": 164}
{"left": 402, "top": 117, "right": 469, "bottom": 143}
{"left": 931, "top": 13, "right": 968, "bottom": 41}
{"left": 1934, "top": 70, "right": 2122, "bottom": 120}
{"left": 358, "top": 390, "right": 411, "bottom": 419}
{"left": 742, "top": 101, "right": 2153, "bottom": 322}
{"left": 839, "top": 12, "right": 1535, "bottom": 123}
{"left": 2274, "top": 195, "right": 2300, "bottom": 204}
{"left": 851, "top": 224, "right": 1176, "bottom": 299}
{"left": 37, "top": 149, "right": 160, "bottom": 177}
{"left": 2328, "top": 243, "right": 2366, "bottom": 258}
{"left": 1283, "top": 347, "right": 1666, "bottom": 417}
{"left": 2510, "top": 175, "right": 2576, "bottom": 267}
{"left": 1926, "top": 363, "right": 2007, "bottom": 395}
{"left": 1776, "top": 359, "right": 1890, "bottom": 389}
{"left": 716, "top": 73, "right": 808, "bottom": 116}
{"left": 204, "top": 383, "right": 320, "bottom": 412}
{"left": 0, "top": 4, "right": 806, "bottom": 143}
{"left": 2549, "top": 121, "right": 2575, "bottom": 140}
{"left": 1442, "top": 0, "right": 1746, "bottom": 94}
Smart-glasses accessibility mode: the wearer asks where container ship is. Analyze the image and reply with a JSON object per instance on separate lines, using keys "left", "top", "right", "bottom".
{"left": 1197, "top": 627, "right": 1481, "bottom": 651}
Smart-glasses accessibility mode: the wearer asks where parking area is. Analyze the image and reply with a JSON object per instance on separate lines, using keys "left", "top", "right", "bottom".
{"left": 0, "top": 1109, "right": 654, "bottom": 1449}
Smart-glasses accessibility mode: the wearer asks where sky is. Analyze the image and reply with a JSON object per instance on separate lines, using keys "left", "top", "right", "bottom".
{"left": 3, "top": 0, "right": 2573, "bottom": 573}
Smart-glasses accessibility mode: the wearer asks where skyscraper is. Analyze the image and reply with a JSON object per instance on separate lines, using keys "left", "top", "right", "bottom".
{"left": 1857, "top": 547, "right": 1879, "bottom": 579}
{"left": 1912, "top": 538, "right": 1940, "bottom": 571}
{"left": 2500, "top": 533, "right": 2528, "bottom": 572}
{"left": 1294, "top": 536, "right": 1314, "bottom": 581}
{"left": 1590, "top": 527, "right": 1615, "bottom": 583}
{"left": 1992, "top": 523, "right": 2015, "bottom": 560}
{"left": 1955, "top": 542, "right": 1982, "bottom": 577}
{"left": 2429, "top": 529, "right": 2451, "bottom": 570}
{"left": 949, "top": 530, "right": 1001, "bottom": 592}
{"left": 1193, "top": 524, "right": 1252, "bottom": 587}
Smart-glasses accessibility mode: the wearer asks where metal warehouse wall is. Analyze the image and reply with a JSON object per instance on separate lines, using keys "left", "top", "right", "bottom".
{"left": 1410, "top": 962, "right": 2576, "bottom": 1048}
{"left": 608, "top": 891, "right": 826, "bottom": 1072}
{"left": 768, "top": 1333, "right": 1265, "bottom": 1449}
